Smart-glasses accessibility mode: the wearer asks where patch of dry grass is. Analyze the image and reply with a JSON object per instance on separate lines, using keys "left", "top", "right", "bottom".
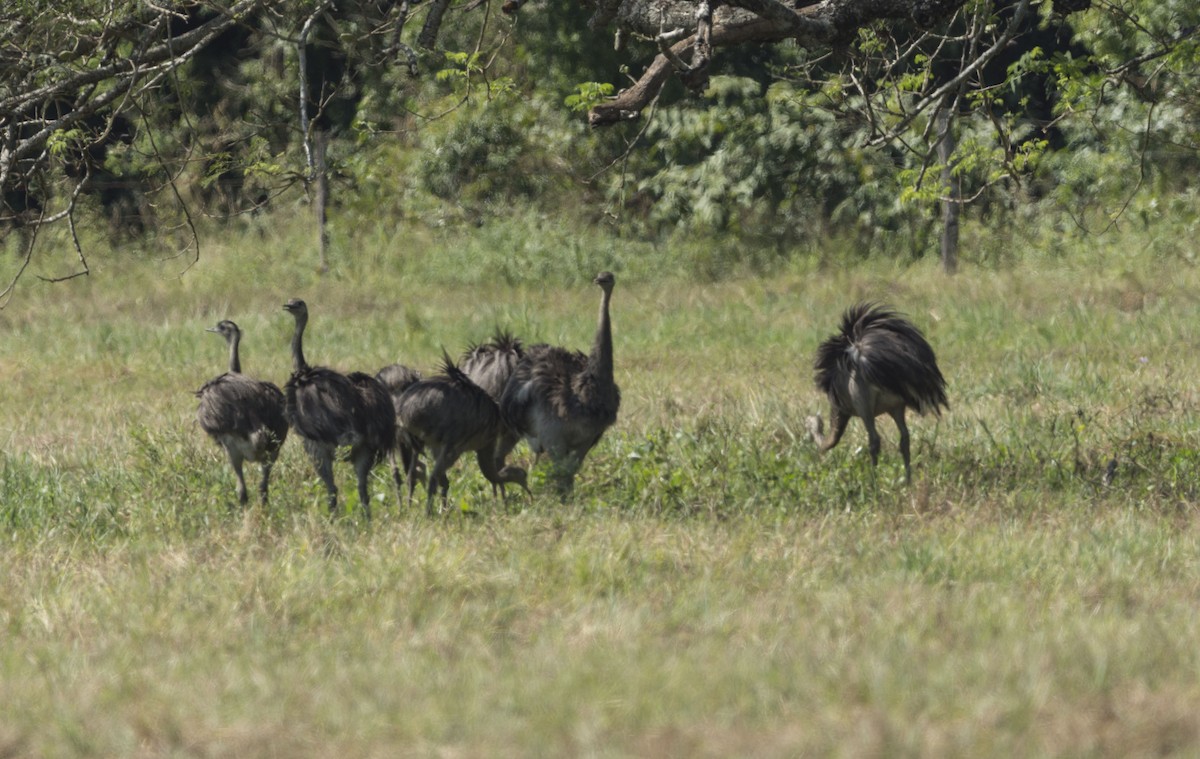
{"left": 1, "top": 507, "right": 1199, "bottom": 756}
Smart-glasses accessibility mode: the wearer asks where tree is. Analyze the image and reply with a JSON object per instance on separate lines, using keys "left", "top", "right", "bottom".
{"left": 521, "top": 0, "right": 1035, "bottom": 129}
{"left": 4, "top": 0, "right": 1200, "bottom": 294}
{"left": 534, "top": 0, "right": 1200, "bottom": 269}
{"left": 0, "top": 0, "right": 455, "bottom": 299}
{"left": 0, "top": 0, "right": 268, "bottom": 300}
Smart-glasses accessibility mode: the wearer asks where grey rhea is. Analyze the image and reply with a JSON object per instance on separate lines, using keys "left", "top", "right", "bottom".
{"left": 282, "top": 299, "right": 396, "bottom": 518}
{"left": 195, "top": 320, "right": 289, "bottom": 506}
{"left": 499, "top": 271, "right": 620, "bottom": 495}
{"left": 375, "top": 362, "right": 427, "bottom": 499}
{"left": 396, "top": 353, "right": 530, "bottom": 514}
{"left": 460, "top": 331, "right": 525, "bottom": 497}
{"left": 812, "top": 302, "right": 948, "bottom": 482}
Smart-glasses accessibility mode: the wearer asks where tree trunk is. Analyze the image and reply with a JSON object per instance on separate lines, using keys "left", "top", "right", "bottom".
{"left": 935, "top": 105, "right": 959, "bottom": 275}
{"left": 313, "top": 128, "right": 330, "bottom": 274}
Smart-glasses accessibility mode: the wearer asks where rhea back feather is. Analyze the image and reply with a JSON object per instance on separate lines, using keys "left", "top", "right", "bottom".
{"left": 811, "top": 302, "right": 947, "bottom": 482}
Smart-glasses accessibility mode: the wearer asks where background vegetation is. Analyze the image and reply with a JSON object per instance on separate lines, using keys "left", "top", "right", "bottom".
{"left": 4, "top": 1, "right": 1200, "bottom": 279}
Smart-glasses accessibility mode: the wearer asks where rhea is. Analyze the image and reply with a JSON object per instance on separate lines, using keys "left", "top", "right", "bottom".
{"left": 195, "top": 320, "right": 289, "bottom": 506}
{"left": 461, "top": 330, "right": 526, "bottom": 496}
{"left": 282, "top": 299, "right": 395, "bottom": 518}
{"left": 811, "top": 302, "right": 948, "bottom": 482}
{"left": 396, "top": 353, "right": 530, "bottom": 514}
{"left": 500, "top": 271, "right": 620, "bottom": 494}
{"left": 375, "top": 361, "right": 426, "bottom": 498}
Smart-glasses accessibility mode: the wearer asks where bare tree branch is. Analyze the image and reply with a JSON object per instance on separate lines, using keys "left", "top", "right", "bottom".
{"left": 0, "top": 0, "right": 268, "bottom": 192}
{"left": 586, "top": 0, "right": 975, "bottom": 126}
{"left": 419, "top": 0, "right": 454, "bottom": 50}
{"left": 387, "top": 0, "right": 421, "bottom": 76}
{"left": 864, "top": 0, "right": 1032, "bottom": 146}
{"left": 0, "top": 169, "right": 89, "bottom": 304}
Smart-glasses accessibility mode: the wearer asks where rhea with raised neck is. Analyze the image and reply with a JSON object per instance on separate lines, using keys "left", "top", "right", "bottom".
{"left": 588, "top": 271, "right": 615, "bottom": 384}
{"left": 206, "top": 319, "right": 244, "bottom": 374}
{"left": 283, "top": 298, "right": 311, "bottom": 373}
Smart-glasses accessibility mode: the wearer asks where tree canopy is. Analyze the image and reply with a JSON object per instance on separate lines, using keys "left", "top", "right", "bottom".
{"left": 1, "top": 0, "right": 1199, "bottom": 294}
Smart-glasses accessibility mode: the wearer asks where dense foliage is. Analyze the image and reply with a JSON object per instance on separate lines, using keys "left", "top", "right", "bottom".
{"left": 2, "top": 0, "right": 1200, "bottom": 274}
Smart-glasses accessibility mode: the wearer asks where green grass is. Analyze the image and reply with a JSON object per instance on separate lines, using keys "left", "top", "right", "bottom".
{"left": 3, "top": 208, "right": 1200, "bottom": 755}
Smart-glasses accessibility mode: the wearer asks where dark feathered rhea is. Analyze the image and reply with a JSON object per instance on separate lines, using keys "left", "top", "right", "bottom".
{"left": 461, "top": 330, "right": 525, "bottom": 400}
{"left": 282, "top": 299, "right": 396, "bottom": 518}
{"left": 195, "top": 320, "right": 288, "bottom": 506}
{"left": 812, "top": 302, "right": 948, "bottom": 482}
{"left": 375, "top": 362, "right": 426, "bottom": 497}
{"left": 499, "top": 272, "right": 620, "bottom": 495}
{"left": 396, "top": 352, "right": 529, "bottom": 514}
{"left": 461, "top": 330, "right": 526, "bottom": 497}
{"left": 376, "top": 363, "right": 424, "bottom": 398}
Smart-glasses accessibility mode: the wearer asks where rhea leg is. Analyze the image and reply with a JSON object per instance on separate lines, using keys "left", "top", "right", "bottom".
{"left": 258, "top": 460, "right": 273, "bottom": 505}
{"left": 404, "top": 442, "right": 422, "bottom": 505}
{"left": 351, "top": 446, "right": 375, "bottom": 521}
{"left": 858, "top": 412, "right": 883, "bottom": 468}
{"left": 425, "top": 447, "right": 458, "bottom": 516}
{"left": 307, "top": 442, "right": 339, "bottom": 514}
{"left": 476, "top": 449, "right": 503, "bottom": 502}
{"left": 388, "top": 442, "right": 424, "bottom": 503}
{"left": 423, "top": 462, "right": 448, "bottom": 516}
{"left": 491, "top": 429, "right": 522, "bottom": 498}
{"left": 389, "top": 448, "right": 405, "bottom": 500}
{"left": 890, "top": 407, "right": 912, "bottom": 483}
{"left": 847, "top": 378, "right": 884, "bottom": 469}
{"left": 226, "top": 449, "right": 249, "bottom": 506}
{"left": 549, "top": 449, "right": 583, "bottom": 498}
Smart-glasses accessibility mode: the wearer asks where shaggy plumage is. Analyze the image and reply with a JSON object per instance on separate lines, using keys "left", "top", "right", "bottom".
{"left": 282, "top": 299, "right": 396, "bottom": 518}
{"left": 375, "top": 362, "right": 426, "bottom": 497}
{"left": 195, "top": 320, "right": 288, "bottom": 505}
{"left": 376, "top": 363, "right": 424, "bottom": 397}
{"left": 396, "top": 353, "right": 529, "bottom": 514}
{"left": 461, "top": 331, "right": 525, "bottom": 399}
{"left": 812, "top": 302, "right": 948, "bottom": 481}
{"left": 461, "top": 331, "right": 526, "bottom": 496}
{"left": 500, "top": 272, "right": 620, "bottom": 494}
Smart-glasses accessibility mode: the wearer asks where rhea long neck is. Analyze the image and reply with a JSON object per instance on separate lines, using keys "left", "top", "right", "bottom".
{"left": 290, "top": 313, "right": 309, "bottom": 373}
{"left": 588, "top": 287, "right": 613, "bottom": 381}
{"left": 226, "top": 332, "right": 242, "bottom": 374}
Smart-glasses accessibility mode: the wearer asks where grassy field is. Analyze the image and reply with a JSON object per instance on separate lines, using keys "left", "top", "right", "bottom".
{"left": 2, "top": 210, "right": 1200, "bottom": 756}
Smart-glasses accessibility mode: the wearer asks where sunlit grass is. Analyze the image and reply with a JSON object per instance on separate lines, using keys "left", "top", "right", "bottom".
{"left": 2, "top": 206, "right": 1200, "bottom": 755}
